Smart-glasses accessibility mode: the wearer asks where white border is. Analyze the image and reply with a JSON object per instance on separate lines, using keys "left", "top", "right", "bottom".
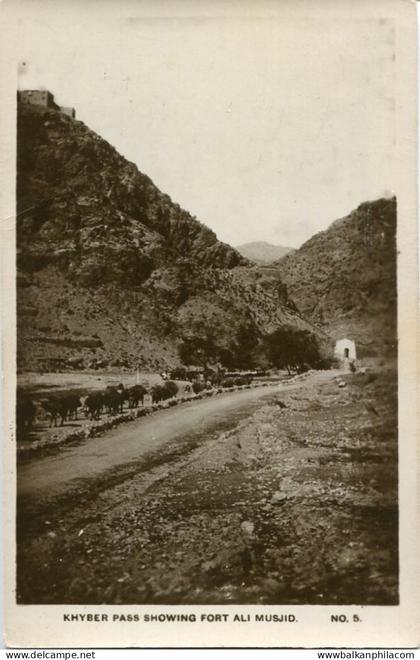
{"left": 1, "top": 0, "right": 419, "bottom": 649}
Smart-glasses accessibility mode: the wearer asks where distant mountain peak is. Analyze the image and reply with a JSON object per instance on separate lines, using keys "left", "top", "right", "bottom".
{"left": 235, "top": 242, "right": 294, "bottom": 265}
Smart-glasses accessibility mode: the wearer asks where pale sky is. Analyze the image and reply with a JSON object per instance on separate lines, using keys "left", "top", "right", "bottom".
{"left": 9, "top": 0, "right": 396, "bottom": 248}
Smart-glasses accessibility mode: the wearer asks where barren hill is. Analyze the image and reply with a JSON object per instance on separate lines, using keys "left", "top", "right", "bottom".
{"left": 17, "top": 101, "right": 310, "bottom": 371}
{"left": 235, "top": 241, "right": 293, "bottom": 265}
{"left": 274, "top": 197, "right": 397, "bottom": 356}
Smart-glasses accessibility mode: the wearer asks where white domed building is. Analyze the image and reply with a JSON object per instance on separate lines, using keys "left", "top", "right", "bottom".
{"left": 334, "top": 338, "right": 357, "bottom": 365}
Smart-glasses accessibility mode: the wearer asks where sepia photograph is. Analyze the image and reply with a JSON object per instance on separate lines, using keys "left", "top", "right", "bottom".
{"left": 1, "top": 0, "right": 418, "bottom": 649}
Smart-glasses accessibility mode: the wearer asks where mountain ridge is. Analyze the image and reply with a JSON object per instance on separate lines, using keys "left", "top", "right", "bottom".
{"left": 274, "top": 197, "right": 397, "bottom": 356}
{"left": 16, "top": 101, "right": 315, "bottom": 371}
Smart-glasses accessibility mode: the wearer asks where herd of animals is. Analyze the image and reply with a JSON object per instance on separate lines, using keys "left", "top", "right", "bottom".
{"left": 16, "top": 373, "right": 258, "bottom": 438}
{"left": 16, "top": 381, "right": 179, "bottom": 434}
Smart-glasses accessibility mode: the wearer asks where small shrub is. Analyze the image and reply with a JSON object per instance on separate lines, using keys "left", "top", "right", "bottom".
{"left": 192, "top": 381, "right": 206, "bottom": 394}
{"left": 221, "top": 378, "right": 234, "bottom": 388}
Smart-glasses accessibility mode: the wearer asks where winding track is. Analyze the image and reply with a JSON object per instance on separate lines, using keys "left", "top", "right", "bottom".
{"left": 17, "top": 374, "right": 333, "bottom": 505}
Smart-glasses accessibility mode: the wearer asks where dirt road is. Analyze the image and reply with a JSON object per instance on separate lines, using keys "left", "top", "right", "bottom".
{"left": 18, "top": 379, "right": 313, "bottom": 506}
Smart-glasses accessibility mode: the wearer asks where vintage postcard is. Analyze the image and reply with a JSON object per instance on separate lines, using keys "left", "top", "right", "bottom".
{"left": 1, "top": 0, "right": 419, "bottom": 649}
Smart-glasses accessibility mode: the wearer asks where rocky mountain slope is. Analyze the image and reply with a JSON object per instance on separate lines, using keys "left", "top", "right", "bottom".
{"left": 274, "top": 198, "right": 397, "bottom": 356}
{"left": 235, "top": 241, "right": 293, "bottom": 265}
{"left": 17, "top": 101, "right": 311, "bottom": 371}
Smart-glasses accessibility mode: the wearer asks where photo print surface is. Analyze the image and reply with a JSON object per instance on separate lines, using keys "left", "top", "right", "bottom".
{"left": 3, "top": 0, "right": 418, "bottom": 650}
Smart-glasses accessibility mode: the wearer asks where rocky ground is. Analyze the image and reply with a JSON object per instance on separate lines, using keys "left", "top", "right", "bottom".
{"left": 16, "top": 367, "right": 398, "bottom": 605}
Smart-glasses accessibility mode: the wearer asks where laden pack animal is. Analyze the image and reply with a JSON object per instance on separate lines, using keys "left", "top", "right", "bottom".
{"left": 84, "top": 392, "right": 104, "bottom": 420}
{"left": 164, "top": 381, "right": 178, "bottom": 398}
{"left": 151, "top": 385, "right": 166, "bottom": 404}
{"left": 16, "top": 392, "right": 36, "bottom": 433}
{"left": 127, "top": 385, "right": 147, "bottom": 408}
{"left": 41, "top": 395, "right": 68, "bottom": 427}
{"left": 151, "top": 382, "right": 177, "bottom": 404}
{"left": 65, "top": 393, "right": 82, "bottom": 420}
{"left": 104, "top": 386, "right": 127, "bottom": 415}
{"left": 41, "top": 391, "right": 82, "bottom": 427}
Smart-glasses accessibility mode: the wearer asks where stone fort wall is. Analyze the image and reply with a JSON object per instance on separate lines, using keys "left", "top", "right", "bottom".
{"left": 18, "top": 90, "right": 75, "bottom": 119}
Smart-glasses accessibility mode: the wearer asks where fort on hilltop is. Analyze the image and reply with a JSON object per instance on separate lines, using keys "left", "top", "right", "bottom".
{"left": 18, "top": 89, "right": 76, "bottom": 119}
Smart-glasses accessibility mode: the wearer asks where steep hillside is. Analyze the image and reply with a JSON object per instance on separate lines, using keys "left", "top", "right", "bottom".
{"left": 235, "top": 241, "right": 293, "bottom": 265}
{"left": 275, "top": 198, "right": 397, "bottom": 356}
{"left": 17, "top": 101, "right": 311, "bottom": 371}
